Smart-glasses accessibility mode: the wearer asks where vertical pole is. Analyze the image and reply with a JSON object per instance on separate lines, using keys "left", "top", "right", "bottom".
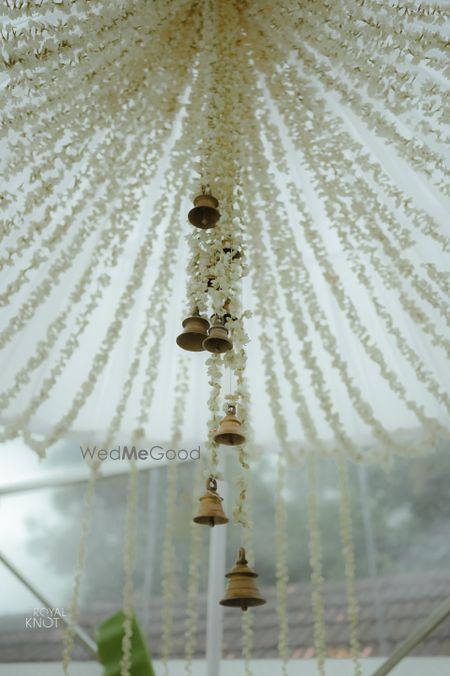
{"left": 206, "top": 480, "right": 227, "bottom": 676}
{"left": 142, "top": 469, "right": 160, "bottom": 629}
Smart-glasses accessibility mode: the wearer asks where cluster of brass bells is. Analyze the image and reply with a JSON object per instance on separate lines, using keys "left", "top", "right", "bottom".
{"left": 213, "top": 404, "right": 246, "bottom": 446}
{"left": 193, "top": 477, "right": 228, "bottom": 527}
{"left": 176, "top": 311, "right": 210, "bottom": 352}
{"left": 220, "top": 547, "right": 266, "bottom": 611}
{"left": 188, "top": 194, "right": 220, "bottom": 229}
{"left": 176, "top": 312, "right": 232, "bottom": 354}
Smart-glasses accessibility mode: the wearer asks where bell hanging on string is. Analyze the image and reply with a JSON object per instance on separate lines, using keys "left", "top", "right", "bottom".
{"left": 203, "top": 315, "right": 232, "bottom": 354}
{"left": 222, "top": 239, "right": 241, "bottom": 259}
{"left": 193, "top": 477, "right": 229, "bottom": 527}
{"left": 220, "top": 547, "right": 266, "bottom": 611}
{"left": 188, "top": 194, "right": 220, "bottom": 229}
{"left": 213, "top": 404, "right": 245, "bottom": 446}
{"left": 176, "top": 309, "right": 209, "bottom": 352}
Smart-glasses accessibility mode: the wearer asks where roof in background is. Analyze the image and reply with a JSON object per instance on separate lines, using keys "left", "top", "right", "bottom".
{"left": 1, "top": 570, "right": 449, "bottom": 663}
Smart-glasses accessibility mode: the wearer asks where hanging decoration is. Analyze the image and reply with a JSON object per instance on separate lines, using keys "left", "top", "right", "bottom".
{"left": 176, "top": 310, "right": 210, "bottom": 352}
{"left": 220, "top": 547, "right": 266, "bottom": 612}
{"left": 2, "top": 0, "right": 450, "bottom": 671}
{"left": 193, "top": 477, "right": 229, "bottom": 527}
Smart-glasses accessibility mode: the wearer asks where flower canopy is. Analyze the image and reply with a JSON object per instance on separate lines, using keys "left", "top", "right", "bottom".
{"left": 1, "top": 2, "right": 450, "bottom": 674}
{"left": 1, "top": 0, "right": 449, "bottom": 463}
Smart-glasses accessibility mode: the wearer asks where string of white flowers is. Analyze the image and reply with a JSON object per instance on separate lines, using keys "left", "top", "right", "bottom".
{"left": 246, "top": 39, "right": 449, "bottom": 449}
{"left": 336, "top": 452, "right": 362, "bottom": 676}
{"left": 307, "top": 456, "right": 327, "bottom": 675}
{"left": 237, "top": 43, "right": 369, "bottom": 465}
{"left": 254, "top": 92, "right": 450, "bottom": 419}
{"left": 252, "top": 5, "right": 449, "bottom": 194}
{"left": 1, "top": 5, "right": 195, "bottom": 274}
{"left": 332, "top": 0, "right": 449, "bottom": 79}
{"left": 204, "top": 353, "right": 223, "bottom": 474}
{"left": 297, "top": 4, "right": 450, "bottom": 146}
{"left": 2, "top": 1, "right": 182, "bottom": 106}
{"left": 120, "top": 458, "right": 138, "bottom": 676}
{"left": 0, "top": 80, "right": 183, "bottom": 412}
{"left": 254, "top": 53, "right": 450, "bottom": 362}
{"left": 161, "top": 361, "right": 189, "bottom": 675}
{"left": 4, "top": 52, "right": 209, "bottom": 455}
{"left": 62, "top": 461, "right": 99, "bottom": 674}
{"left": 237, "top": 122, "right": 291, "bottom": 662}
{"left": 2, "top": 2, "right": 146, "bottom": 81}
{"left": 259, "top": 144, "right": 447, "bottom": 455}
{"left": 252, "top": 11, "right": 450, "bottom": 298}
{"left": 297, "top": 41, "right": 450, "bottom": 195}
{"left": 363, "top": 0, "right": 450, "bottom": 31}
{"left": 242, "top": 68, "right": 441, "bottom": 465}
{"left": 11, "top": 186, "right": 184, "bottom": 455}
{"left": 0, "top": 146, "right": 180, "bottom": 448}
{"left": 183, "top": 459, "right": 203, "bottom": 676}
{"left": 2, "top": 5, "right": 196, "bottom": 279}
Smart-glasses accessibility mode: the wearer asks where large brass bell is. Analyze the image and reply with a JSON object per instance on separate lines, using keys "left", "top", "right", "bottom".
{"left": 220, "top": 547, "right": 266, "bottom": 611}
{"left": 213, "top": 404, "right": 246, "bottom": 446}
{"left": 188, "top": 194, "right": 220, "bottom": 229}
{"left": 203, "top": 315, "right": 232, "bottom": 354}
{"left": 193, "top": 477, "right": 229, "bottom": 527}
{"left": 176, "top": 310, "right": 209, "bottom": 352}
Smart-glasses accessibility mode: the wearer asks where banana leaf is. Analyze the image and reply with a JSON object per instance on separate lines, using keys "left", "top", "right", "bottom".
{"left": 96, "top": 610, "right": 155, "bottom": 676}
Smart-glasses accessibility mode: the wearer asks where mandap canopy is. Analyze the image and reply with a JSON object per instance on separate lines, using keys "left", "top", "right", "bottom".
{"left": 0, "top": 0, "right": 449, "bottom": 673}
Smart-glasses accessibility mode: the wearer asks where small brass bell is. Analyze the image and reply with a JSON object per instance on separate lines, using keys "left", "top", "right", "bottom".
{"left": 220, "top": 547, "right": 266, "bottom": 611}
{"left": 222, "top": 239, "right": 241, "bottom": 259}
{"left": 188, "top": 194, "right": 220, "bottom": 229}
{"left": 193, "top": 477, "right": 229, "bottom": 527}
{"left": 203, "top": 315, "right": 232, "bottom": 354}
{"left": 176, "top": 310, "right": 209, "bottom": 352}
{"left": 213, "top": 404, "right": 246, "bottom": 446}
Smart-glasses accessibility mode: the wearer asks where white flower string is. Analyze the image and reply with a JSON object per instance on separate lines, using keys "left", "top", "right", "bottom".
{"left": 249, "top": 3, "right": 449, "bottom": 194}
{"left": 183, "top": 460, "right": 203, "bottom": 676}
{"left": 337, "top": 452, "right": 362, "bottom": 676}
{"left": 1, "top": 20, "right": 208, "bottom": 455}
{"left": 62, "top": 461, "right": 99, "bottom": 675}
{"left": 307, "top": 456, "right": 327, "bottom": 675}
{"left": 255, "top": 107, "right": 450, "bottom": 431}
{"left": 120, "top": 458, "right": 138, "bottom": 676}
{"left": 242, "top": 35, "right": 449, "bottom": 460}
{"left": 1, "top": 2, "right": 193, "bottom": 249}
{"left": 0, "top": 89, "right": 178, "bottom": 413}
{"left": 161, "top": 360, "right": 189, "bottom": 675}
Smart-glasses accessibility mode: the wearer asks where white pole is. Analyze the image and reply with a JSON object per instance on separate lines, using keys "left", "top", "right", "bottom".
{"left": 205, "top": 481, "right": 227, "bottom": 676}
{"left": 0, "top": 550, "right": 97, "bottom": 657}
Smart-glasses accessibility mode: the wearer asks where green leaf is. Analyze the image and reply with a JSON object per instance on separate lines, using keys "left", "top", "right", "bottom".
{"left": 95, "top": 610, "right": 155, "bottom": 676}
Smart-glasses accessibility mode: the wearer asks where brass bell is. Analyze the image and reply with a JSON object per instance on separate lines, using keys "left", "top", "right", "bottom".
{"left": 220, "top": 547, "right": 266, "bottom": 611}
{"left": 222, "top": 239, "right": 242, "bottom": 259}
{"left": 176, "top": 310, "right": 209, "bottom": 352}
{"left": 188, "top": 194, "right": 220, "bottom": 229}
{"left": 193, "top": 477, "right": 229, "bottom": 527}
{"left": 203, "top": 315, "right": 232, "bottom": 354}
{"left": 213, "top": 404, "right": 246, "bottom": 446}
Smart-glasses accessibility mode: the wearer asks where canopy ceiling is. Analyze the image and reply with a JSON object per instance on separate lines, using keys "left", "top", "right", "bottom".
{"left": 0, "top": 0, "right": 449, "bottom": 464}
